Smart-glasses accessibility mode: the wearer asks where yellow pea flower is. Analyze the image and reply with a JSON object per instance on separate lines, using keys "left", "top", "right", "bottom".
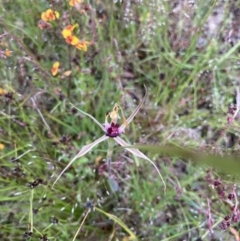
{"left": 64, "top": 35, "right": 79, "bottom": 45}
{"left": 61, "top": 29, "right": 72, "bottom": 39}
{"left": 51, "top": 62, "right": 60, "bottom": 76}
{"left": 0, "top": 88, "right": 7, "bottom": 95}
{"left": 69, "top": 0, "right": 82, "bottom": 7}
{"left": 5, "top": 49, "right": 12, "bottom": 57}
{"left": 0, "top": 143, "right": 5, "bottom": 150}
{"left": 61, "top": 24, "right": 90, "bottom": 52}
{"left": 61, "top": 24, "right": 78, "bottom": 38}
{"left": 74, "top": 41, "right": 91, "bottom": 52}
{"left": 70, "top": 36, "right": 81, "bottom": 46}
{"left": 41, "top": 9, "right": 60, "bottom": 22}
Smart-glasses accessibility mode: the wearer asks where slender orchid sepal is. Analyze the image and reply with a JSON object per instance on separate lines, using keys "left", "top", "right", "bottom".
{"left": 114, "top": 136, "right": 166, "bottom": 192}
{"left": 70, "top": 103, "right": 106, "bottom": 132}
{"left": 52, "top": 135, "right": 109, "bottom": 187}
{"left": 123, "top": 86, "right": 148, "bottom": 128}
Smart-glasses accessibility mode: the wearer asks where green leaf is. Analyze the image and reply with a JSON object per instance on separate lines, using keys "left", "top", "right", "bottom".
{"left": 133, "top": 145, "right": 240, "bottom": 177}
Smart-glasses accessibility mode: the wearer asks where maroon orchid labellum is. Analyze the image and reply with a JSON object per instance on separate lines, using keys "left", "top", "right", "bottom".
{"left": 52, "top": 87, "right": 166, "bottom": 191}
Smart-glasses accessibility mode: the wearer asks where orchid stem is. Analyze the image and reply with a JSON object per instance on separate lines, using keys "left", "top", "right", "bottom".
{"left": 107, "top": 138, "right": 115, "bottom": 177}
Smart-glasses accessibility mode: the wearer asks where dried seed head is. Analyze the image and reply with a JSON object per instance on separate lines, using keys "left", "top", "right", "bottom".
{"left": 224, "top": 214, "right": 231, "bottom": 221}
{"left": 228, "top": 193, "right": 235, "bottom": 200}
{"left": 232, "top": 213, "right": 238, "bottom": 223}
{"left": 213, "top": 180, "right": 221, "bottom": 186}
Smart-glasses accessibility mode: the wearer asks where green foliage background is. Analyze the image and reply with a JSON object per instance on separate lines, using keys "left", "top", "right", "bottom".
{"left": 1, "top": 0, "right": 240, "bottom": 240}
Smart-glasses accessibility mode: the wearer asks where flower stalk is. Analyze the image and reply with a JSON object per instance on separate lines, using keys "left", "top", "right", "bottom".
{"left": 106, "top": 138, "right": 115, "bottom": 177}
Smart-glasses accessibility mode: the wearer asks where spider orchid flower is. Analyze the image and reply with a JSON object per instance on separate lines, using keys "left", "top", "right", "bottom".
{"left": 52, "top": 88, "right": 166, "bottom": 191}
